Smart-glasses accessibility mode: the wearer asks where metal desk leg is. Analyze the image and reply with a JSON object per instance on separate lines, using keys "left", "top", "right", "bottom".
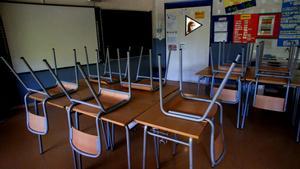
{"left": 172, "top": 134, "right": 177, "bottom": 155}
{"left": 153, "top": 129, "right": 160, "bottom": 169}
{"left": 106, "top": 122, "right": 112, "bottom": 149}
{"left": 111, "top": 123, "right": 115, "bottom": 150}
{"left": 197, "top": 76, "right": 201, "bottom": 95}
{"left": 241, "top": 82, "right": 253, "bottom": 129}
{"left": 125, "top": 126, "right": 131, "bottom": 169}
{"left": 142, "top": 126, "right": 148, "bottom": 169}
{"left": 189, "top": 138, "right": 193, "bottom": 169}
{"left": 100, "top": 120, "right": 110, "bottom": 150}
{"left": 34, "top": 100, "right": 44, "bottom": 154}
{"left": 236, "top": 81, "right": 242, "bottom": 129}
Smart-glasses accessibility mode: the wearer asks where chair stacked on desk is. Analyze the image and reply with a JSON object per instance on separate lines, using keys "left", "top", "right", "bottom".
{"left": 0, "top": 48, "right": 79, "bottom": 154}
{"left": 209, "top": 42, "right": 253, "bottom": 128}
{"left": 136, "top": 45, "right": 241, "bottom": 169}
{"left": 85, "top": 46, "right": 130, "bottom": 85}
{"left": 241, "top": 41, "right": 299, "bottom": 128}
{"left": 120, "top": 46, "right": 171, "bottom": 91}
{"left": 45, "top": 48, "right": 132, "bottom": 169}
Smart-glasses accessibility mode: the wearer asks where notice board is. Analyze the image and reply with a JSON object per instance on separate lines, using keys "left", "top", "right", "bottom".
{"left": 278, "top": 0, "right": 300, "bottom": 46}
{"left": 233, "top": 14, "right": 258, "bottom": 43}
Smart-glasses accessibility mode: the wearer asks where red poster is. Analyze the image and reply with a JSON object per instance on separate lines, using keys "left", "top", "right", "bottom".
{"left": 233, "top": 14, "right": 259, "bottom": 43}
{"left": 257, "top": 13, "right": 281, "bottom": 38}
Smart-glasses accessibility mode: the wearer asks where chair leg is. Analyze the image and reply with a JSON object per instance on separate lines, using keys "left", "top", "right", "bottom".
{"left": 237, "top": 98, "right": 242, "bottom": 129}
{"left": 38, "top": 135, "right": 43, "bottom": 154}
{"left": 142, "top": 126, "right": 148, "bottom": 169}
{"left": 74, "top": 112, "right": 82, "bottom": 169}
{"left": 188, "top": 138, "right": 193, "bottom": 169}
{"left": 297, "top": 121, "right": 300, "bottom": 143}
{"left": 72, "top": 150, "right": 79, "bottom": 169}
{"left": 34, "top": 100, "right": 44, "bottom": 154}
{"left": 78, "top": 154, "right": 82, "bottom": 169}
{"left": 125, "top": 126, "right": 131, "bottom": 169}
{"left": 292, "top": 88, "right": 300, "bottom": 126}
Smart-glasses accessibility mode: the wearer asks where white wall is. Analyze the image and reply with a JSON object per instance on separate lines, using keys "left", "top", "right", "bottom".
{"left": 96, "top": 0, "right": 153, "bottom": 11}
{"left": 0, "top": 3, "right": 98, "bottom": 73}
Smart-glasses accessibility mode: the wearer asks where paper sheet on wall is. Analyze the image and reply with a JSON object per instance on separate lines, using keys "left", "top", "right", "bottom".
{"left": 214, "top": 21, "right": 228, "bottom": 32}
{"left": 214, "top": 32, "right": 228, "bottom": 42}
{"left": 166, "top": 13, "right": 177, "bottom": 31}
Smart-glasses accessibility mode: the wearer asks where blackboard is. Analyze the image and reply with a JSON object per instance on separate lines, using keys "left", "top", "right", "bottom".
{"left": 98, "top": 9, "right": 152, "bottom": 58}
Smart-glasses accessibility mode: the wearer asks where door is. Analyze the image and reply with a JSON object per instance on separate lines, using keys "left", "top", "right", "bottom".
{"left": 165, "top": 3, "right": 211, "bottom": 82}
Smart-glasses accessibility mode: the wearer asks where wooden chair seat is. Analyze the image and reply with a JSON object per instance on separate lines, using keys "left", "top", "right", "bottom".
{"left": 253, "top": 95, "right": 285, "bottom": 112}
{"left": 71, "top": 127, "right": 99, "bottom": 155}
{"left": 28, "top": 112, "right": 46, "bottom": 133}
{"left": 72, "top": 90, "right": 130, "bottom": 118}
{"left": 217, "top": 65, "right": 243, "bottom": 73}
{"left": 214, "top": 72, "right": 241, "bottom": 80}
{"left": 89, "top": 74, "right": 120, "bottom": 85}
{"left": 164, "top": 95, "right": 218, "bottom": 118}
{"left": 29, "top": 82, "right": 76, "bottom": 101}
{"left": 213, "top": 87, "right": 238, "bottom": 102}
{"left": 121, "top": 79, "right": 159, "bottom": 91}
{"left": 259, "top": 66, "right": 289, "bottom": 73}
{"left": 135, "top": 104, "right": 208, "bottom": 139}
{"left": 246, "top": 67, "right": 289, "bottom": 85}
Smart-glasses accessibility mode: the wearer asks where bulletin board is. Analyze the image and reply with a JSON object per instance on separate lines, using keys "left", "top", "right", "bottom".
{"left": 233, "top": 14, "right": 259, "bottom": 43}
{"left": 211, "top": 15, "right": 234, "bottom": 42}
{"left": 278, "top": 0, "right": 300, "bottom": 46}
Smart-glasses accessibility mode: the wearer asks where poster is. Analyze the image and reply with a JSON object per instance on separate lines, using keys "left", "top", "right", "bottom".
{"left": 212, "top": 15, "right": 234, "bottom": 42}
{"left": 224, "top": 0, "right": 256, "bottom": 13}
{"left": 257, "top": 13, "right": 281, "bottom": 38}
{"left": 278, "top": 0, "right": 300, "bottom": 46}
{"left": 214, "top": 32, "right": 228, "bottom": 42}
{"left": 233, "top": 14, "right": 259, "bottom": 43}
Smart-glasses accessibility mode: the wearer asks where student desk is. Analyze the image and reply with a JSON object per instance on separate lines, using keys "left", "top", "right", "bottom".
{"left": 196, "top": 66, "right": 300, "bottom": 141}
{"left": 135, "top": 96, "right": 222, "bottom": 169}
{"left": 243, "top": 67, "right": 300, "bottom": 128}
{"left": 68, "top": 82, "right": 178, "bottom": 169}
{"left": 28, "top": 80, "right": 94, "bottom": 109}
{"left": 29, "top": 79, "right": 178, "bottom": 168}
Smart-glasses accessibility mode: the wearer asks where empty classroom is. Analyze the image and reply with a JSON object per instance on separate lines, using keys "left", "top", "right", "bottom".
{"left": 0, "top": 0, "right": 300, "bottom": 169}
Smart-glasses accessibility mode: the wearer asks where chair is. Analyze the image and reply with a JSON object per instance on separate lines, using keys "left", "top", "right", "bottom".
{"left": 0, "top": 48, "right": 79, "bottom": 154}
{"left": 241, "top": 41, "right": 299, "bottom": 128}
{"left": 120, "top": 46, "right": 171, "bottom": 91}
{"left": 44, "top": 49, "right": 132, "bottom": 169}
{"left": 209, "top": 42, "right": 252, "bottom": 128}
{"left": 85, "top": 46, "right": 130, "bottom": 85}
{"left": 140, "top": 44, "right": 241, "bottom": 168}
